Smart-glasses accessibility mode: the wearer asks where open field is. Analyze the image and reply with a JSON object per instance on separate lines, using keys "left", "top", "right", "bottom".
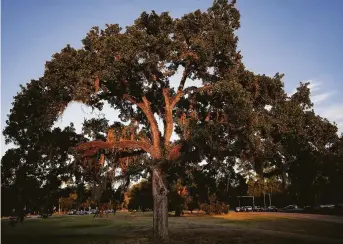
{"left": 2, "top": 212, "right": 343, "bottom": 244}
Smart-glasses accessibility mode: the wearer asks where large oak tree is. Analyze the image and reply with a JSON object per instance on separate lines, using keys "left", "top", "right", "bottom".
{"left": 3, "top": 0, "right": 342, "bottom": 241}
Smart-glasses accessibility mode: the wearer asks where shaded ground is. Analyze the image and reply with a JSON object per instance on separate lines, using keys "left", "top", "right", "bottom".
{"left": 2, "top": 212, "right": 343, "bottom": 244}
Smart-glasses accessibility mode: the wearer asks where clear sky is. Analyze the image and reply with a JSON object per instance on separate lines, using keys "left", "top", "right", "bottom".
{"left": 2, "top": 0, "right": 343, "bottom": 156}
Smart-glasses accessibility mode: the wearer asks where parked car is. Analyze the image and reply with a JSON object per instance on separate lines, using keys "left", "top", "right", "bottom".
{"left": 284, "top": 204, "right": 298, "bottom": 210}
{"left": 244, "top": 206, "right": 253, "bottom": 212}
{"left": 253, "top": 206, "right": 263, "bottom": 212}
{"left": 304, "top": 205, "right": 314, "bottom": 210}
{"left": 235, "top": 207, "right": 242, "bottom": 212}
{"left": 267, "top": 206, "right": 278, "bottom": 212}
{"left": 67, "top": 210, "right": 76, "bottom": 215}
{"left": 319, "top": 204, "right": 335, "bottom": 209}
{"left": 89, "top": 209, "right": 97, "bottom": 214}
{"left": 38, "top": 213, "right": 50, "bottom": 219}
{"left": 76, "top": 210, "right": 85, "bottom": 215}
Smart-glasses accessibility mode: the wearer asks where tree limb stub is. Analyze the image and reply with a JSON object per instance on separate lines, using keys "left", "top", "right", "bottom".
{"left": 95, "top": 77, "right": 100, "bottom": 93}
{"left": 171, "top": 90, "right": 184, "bottom": 108}
{"left": 166, "top": 144, "right": 182, "bottom": 161}
{"left": 177, "top": 68, "right": 189, "bottom": 92}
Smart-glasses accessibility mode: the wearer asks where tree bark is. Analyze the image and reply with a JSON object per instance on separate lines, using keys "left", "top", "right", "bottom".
{"left": 152, "top": 167, "right": 169, "bottom": 242}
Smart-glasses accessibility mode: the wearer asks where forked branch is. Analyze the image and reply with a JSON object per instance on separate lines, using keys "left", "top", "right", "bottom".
{"left": 123, "top": 94, "right": 162, "bottom": 158}
{"left": 163, "top": 82, "right": 211, "bottom": 146}
{"left": 163, "top": 68, "right": 189, "bottom": 147}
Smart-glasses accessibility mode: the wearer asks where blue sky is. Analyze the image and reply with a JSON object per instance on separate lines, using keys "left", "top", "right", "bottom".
{"left": 2, "top": 0, "right": 343, "bottom": 156}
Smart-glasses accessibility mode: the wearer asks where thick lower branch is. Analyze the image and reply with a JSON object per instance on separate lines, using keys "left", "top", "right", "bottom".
{"left": 142, "top": 97, "right": 161, "bottom": 157}
{"left": 118, "top": 150, "right": 145, "bottom": 158}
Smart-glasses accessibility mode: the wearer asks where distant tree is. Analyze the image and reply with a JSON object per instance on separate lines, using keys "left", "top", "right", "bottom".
{"left": 128, "top": 180, "right": 153, "bottom": 212}
{"left": 1, "top": 126, "right": 81, "bottom": 216}
{"left": 258, "top": 86, "right": 341, "bottom": 206}
{"left": 247, "top": 176, "right": 282, "bottom": 204}
{"left": 59, "top": 193, "right": 77, "bottom": 212}
{"left": 76, "top": 183, "right": 88, "bottom": 209}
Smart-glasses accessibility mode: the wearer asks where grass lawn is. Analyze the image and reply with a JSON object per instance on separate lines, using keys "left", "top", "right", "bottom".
{"left": 2, "top": 211, "right": 343, "bottom": 244}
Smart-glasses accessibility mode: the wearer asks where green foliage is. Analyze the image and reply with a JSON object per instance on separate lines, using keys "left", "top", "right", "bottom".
{"left": 128, "top": 180, "right": 153, "bottom": 211}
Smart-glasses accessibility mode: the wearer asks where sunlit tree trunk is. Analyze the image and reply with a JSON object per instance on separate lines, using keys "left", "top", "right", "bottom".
{"left": 152, "top": 167, "right": 169, "bottom": 242}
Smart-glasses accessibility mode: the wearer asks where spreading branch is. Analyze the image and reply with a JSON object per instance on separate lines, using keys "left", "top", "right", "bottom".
{"left": 123, "top": 94, "right": 162, "bottom": 158}
{"left": 74, "top": 140, "right": 156, "bottom": 157}
{"left": 118, "top": 150, "right": 146, "bottom": 158}
{"left": 163, "top": 89, "right": 173, "bottom": 146}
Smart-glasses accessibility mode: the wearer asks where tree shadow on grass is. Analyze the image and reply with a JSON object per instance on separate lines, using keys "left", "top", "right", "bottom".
{"left": 1, "top": 235, "right": 153, "bottom": 244}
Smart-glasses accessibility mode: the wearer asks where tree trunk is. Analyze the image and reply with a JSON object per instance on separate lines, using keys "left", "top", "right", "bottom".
{"left": 152, "top": 167, "right": 169, "bottom": 242}
{"left": 281, "top": 171, "right": 288, "bottom": 205}
{"left": 113, "top": 202, "right": 117, "bottom": 215}
{"left": 175, "top": 206, "right": 181, "bottom": 217}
